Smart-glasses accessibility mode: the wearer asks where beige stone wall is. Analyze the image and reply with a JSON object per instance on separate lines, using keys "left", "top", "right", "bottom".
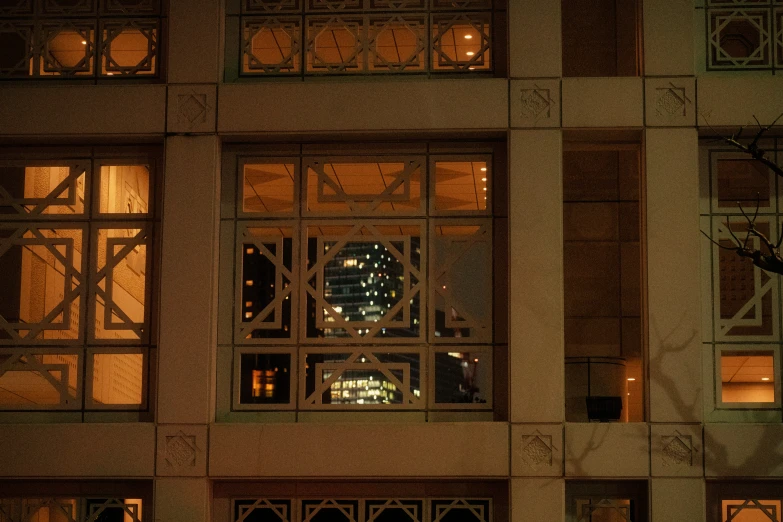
{"left": 1, "top": 0, "right": 783, "bottom": 521}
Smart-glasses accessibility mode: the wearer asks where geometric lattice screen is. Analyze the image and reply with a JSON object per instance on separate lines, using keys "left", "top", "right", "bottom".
{"left": 704, "top": 0, "right": 783, "bottom": 72}
{"left": 0, "top": 0, "right": 162, "bottom": 79}
{"left": 218, "top": 143, "right": 505, "bottom": 416}
{"left": 226, "top": 0, "right": 497, "bottom": 77}
{"left": 0, "top": 149, "right": 158, "bottom": 416}
{"left": 0, "top": 497, "right": 144, "bottom": 522}
{"left": 707, "top": 482, "right": 783, "bottom": 522}
{"left": 700, "top": 139, "right": 783, "bottom": 418}
{"left": 230, "top": 497, "right": 492, "bottom": 522}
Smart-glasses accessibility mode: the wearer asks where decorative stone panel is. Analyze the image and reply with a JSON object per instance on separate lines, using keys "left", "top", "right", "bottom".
{"left": 651, "top": 424, "right": 703, "bottom": 477}
{"left": 510, "top": 79, "right": 560, "bottom": 128}
{"left": 156, "top": 424, "right": 208, "bottom": 477}
{"left": 564, "top": 422, "right": 649, "bottom": 477}
{"left": 166, "top": 85, "right": 217, "bottom": 134}
{"left": 645, "top": 77, "right": 695, "bottom": 127}
{"left": 511, "top": 424, "right": 563, "bottom": 476}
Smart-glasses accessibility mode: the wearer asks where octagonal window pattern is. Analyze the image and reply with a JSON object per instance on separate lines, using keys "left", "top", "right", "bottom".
{"left": 705, "top": 0, "right": 783, "bottom": 71}
{"left": 0, "top": 0, "right": 163, "bottom": 79}
{"left": 219, "top": 143, "right": 506, "bottom": 414}
{"left": 231, "top": 0, "right": 496, "bottom": 76}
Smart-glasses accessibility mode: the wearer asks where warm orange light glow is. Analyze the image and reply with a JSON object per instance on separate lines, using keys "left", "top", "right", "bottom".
{"left": 627, "top": 377, "right": 636, "bottom": 381}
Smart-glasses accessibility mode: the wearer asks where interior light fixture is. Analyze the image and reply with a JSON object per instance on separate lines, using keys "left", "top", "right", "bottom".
{"left": 464, "top": 34, "right": 473, "bottom": 39}
{"left": 480, "top": 167, "right": 487, "bottom": 171}
{"left": 481, "top": 177, "right": 487, "bottom": 181}
{"left": 81, "top": 40, "right": 87, "bottom": 45}
{"left": 466, "top": 51, "right": 475, "bottom": 56}
{"left": 762, "top": 377, "right": 771, "bottom": 381}
{"left": 627, "top": 377, "right": 636, "bottom": 381}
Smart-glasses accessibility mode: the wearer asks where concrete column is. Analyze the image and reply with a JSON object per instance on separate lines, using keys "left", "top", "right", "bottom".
{"left": 508, "top": 0, "right": 561, "bottom": 78}
{"left": 651, "top": 479, "right": 705, "bottom": 522}
{"left": 646, "top": 128, "right": 702, "bottom": 422}
{"left": 157, "top": 136, "right": 220, "bottom": 424}
{"left": 643, "top": 0, "right": 694, "bottom": 76}
{"left": 511, "top": 478, "right": 564, "bottom": 522}
{"left": 166, "top": 0, "right": 222, "bottom": 83}
{"left": 509, "top": 130, "right": 564, "bottom": 423}
{"left": 155, "top": 478, "right": 211, "bottom": 522}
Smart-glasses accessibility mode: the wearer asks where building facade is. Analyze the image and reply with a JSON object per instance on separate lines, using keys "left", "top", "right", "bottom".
{"left": 1, "top": 0, "right": 783, "bottom": 521}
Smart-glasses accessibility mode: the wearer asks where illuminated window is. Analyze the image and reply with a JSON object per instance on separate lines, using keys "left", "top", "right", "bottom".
{"left": 0, "top": 481, "right": 150, "bottom": 522}
{"left": 707, "top": 482, "right": 783, "bottom": 522}
{"left": 217, "top": 142, "right": 507, "bottom": 419}
{"left": 226, "top": 0, "right": 506, "bottom": 78}
{"left": 0, "top": 0, "right": 163, "bottom": 79}
{"left": 214, "top": 481, "right": 503, "bottom": 522}
{"left": 700, "top": 0, "right": 783, "bottom": 72}
{"left": 0, "top": 148, "right": 159, "bottom": 419}
{"left": 700, "top": 139, "right": 783, "bottom": 422}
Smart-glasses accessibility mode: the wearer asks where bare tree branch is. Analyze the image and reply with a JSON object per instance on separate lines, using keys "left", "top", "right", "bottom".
{"left": 701, "top": 115, "right": 783, "bottom": 274}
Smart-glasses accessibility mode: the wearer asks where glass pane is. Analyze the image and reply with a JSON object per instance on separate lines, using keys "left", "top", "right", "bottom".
{"left": 0, "top": 227, "right": 83, "bottom": 342}
{"left": 307, "top": 17, "right": 363, "bottom": 72}
{"left": 433, "top": 160, "right": 487, "bottom": 212}
{"left": 101, "top": 22, "right": 158, "bottom": 76}
{"left": 430, "top": 499, "right": 491, "bottom": 522}
{"left": 234, "top": 499, "right": 292, "bottom": 522}
{"left": 709, "top": 9, "right": 772, "bottom": 69}
{"left": 41, "top": 0, "right": 96, "bottom": 15}
{"left": 0, "top": 165, "right": 86, "bottom": 215}
{"left": 301, "top": 500, "right": 359, "bottom": 522}
{"left": 0, "top": 353, "right": 79, "bottom": 407}
{"left": 94, "top": 228, "right": 147, "bottom": 341}
{"left": 433, "top": 350, "right": 490, "bottom": 404}
{"left": 239, "top": 226, "right": 294, "bottom": 340}
{"left": 722, "top": 499, "right": 781, "bottom": 522}
{"left": 432, "top": 15, "right": 491, "bottom": 71}
{"left": 238, "top": 353, "right": 291, "bottom": 404}
{"left": 306, "top": 160, "right": 422, "bottom": 214}
{"left": 575, "top": 499, "right": 631, "bottom": 522}
{"left": 85, "top": 498, "right": 142, "bottom": 522}
{"left": 243, "top": 20, "right": 301, "bottom": 74}
{"left": 99, "top": 165, "right": 150, "bottom": 214}
{"left": 368, "top": 16, "right": 426, "bottom": 72}
{"left": 304, "top": 224, "right": 423, "bottom": 340}
{"left": 721, "top": 353, "right": 775, "bottom": 403}
{"left": 21, "top": 499, "right": 79, "bottom": 522}
{"left": 242, "top": 163, "right": 295, "bottom": 213}
{"left": 431, "top": 223, "right": 491, "bottom": 341}
{"left": 716, "top": 158, "right": 772, "bottom": 210}
{"left": 716, "top": 220, "right": 776, "bottom": 338}
{"left": 303, "top": 351, "right": 421, "bottom": 406}
{"left": 40, "top": 24, "right": 95, "bottom": 76}
{"left": 91, "top": 352, "right": 144, "bottom": 405}
{"left": 0, "top": 24, "right": 34, "bottom": 78}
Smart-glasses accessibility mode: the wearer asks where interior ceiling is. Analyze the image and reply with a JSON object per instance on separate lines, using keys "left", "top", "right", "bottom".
{"left": 244, "top": 161, "right": 488, "bottom": 213}
{"left": 721, "top": 355, "right": 774, "bottom": 383}
{"left": 250, "top": 23, "right": 485, "bottom": 67}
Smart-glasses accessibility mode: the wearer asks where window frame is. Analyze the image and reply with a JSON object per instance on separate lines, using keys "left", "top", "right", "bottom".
{"left": 0, "top": 0, "right": 167, "bottom": 82}
{"left": 699, "top": 138, "right": 783, "bottom": 423}
{"left": 216, "top": 140, "right": 508, "bottom": 422}
{"left": 0, "top": 145, "right": 161, "bottom": 422}
{"left": 223, "top": 0, "right": 508, "bottom": 80}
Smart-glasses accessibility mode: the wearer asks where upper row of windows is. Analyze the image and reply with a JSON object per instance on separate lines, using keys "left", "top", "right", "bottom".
{"left": 2, "top": 0, "right": 782, "bottom": 80}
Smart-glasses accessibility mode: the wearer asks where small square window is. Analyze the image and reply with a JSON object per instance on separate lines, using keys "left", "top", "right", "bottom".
{"left": 716, "top": 347, "right": 781, "bottom": 409}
